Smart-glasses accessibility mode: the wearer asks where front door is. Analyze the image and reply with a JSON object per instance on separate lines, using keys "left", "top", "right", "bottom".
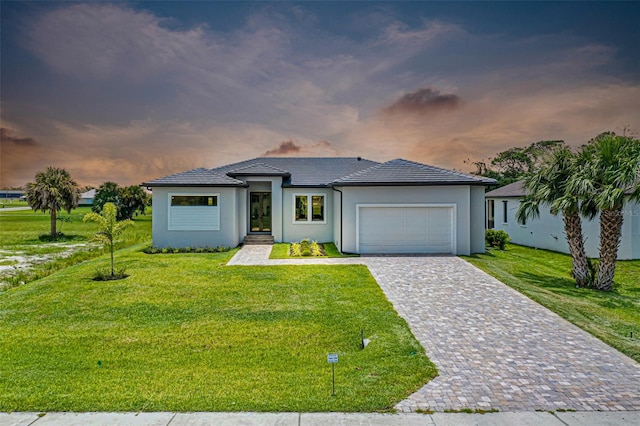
{"left": 250, "top": 192, "right": 272, "bottom": 232}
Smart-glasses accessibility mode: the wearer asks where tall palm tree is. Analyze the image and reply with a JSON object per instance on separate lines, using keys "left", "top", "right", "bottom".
{"left": 570, "top": 133, "right": 640, "bottom": 291}
{"left": 516, "top": 145, "right": 594, "bottom": 287}
{"left": 24, "top": 167, "right": 79, "bottom": 238}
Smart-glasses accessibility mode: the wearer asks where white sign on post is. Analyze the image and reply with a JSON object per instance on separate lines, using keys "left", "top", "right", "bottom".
{"left": 327, "top": 353, "right": 338, "bottom": 363}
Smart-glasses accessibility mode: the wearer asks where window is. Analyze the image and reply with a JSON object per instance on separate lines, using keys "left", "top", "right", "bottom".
{"left": 487, "top": 200, "right": 495, "bottom": 229}
{"left": 502, "top": 200, "right": 508, "bottom": 223}
{"left": 168, "top": 193, "right": 220, "bottom": 231}
{"left": 294, "top": 194, "right": 325, "bottom": 223}
{"left": 171, "top": 195, "right": 217, "bottom": 207}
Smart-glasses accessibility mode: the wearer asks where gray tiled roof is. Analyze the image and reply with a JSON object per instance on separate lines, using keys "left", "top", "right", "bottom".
{"left": 143, "top": 157, "right": 497, "bottom": 187}
{"left": 142, "top": 168, "right": 246, "bottom": 187}
{"left": 211, "top": 157, "right": 379, "bottom": 187}
{"left": 485, "top": 181, "right": 527, "bottom": 197}
{"left": 226, "top": 163, "right": 291, "bottom": 177}
{"left": 333, "top": 159, "right": 497, "bottom": 186}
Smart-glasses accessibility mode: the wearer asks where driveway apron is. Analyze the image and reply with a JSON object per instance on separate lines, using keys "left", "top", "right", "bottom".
{"left": 228, "top": 247, "right": 640, "bottom": 412}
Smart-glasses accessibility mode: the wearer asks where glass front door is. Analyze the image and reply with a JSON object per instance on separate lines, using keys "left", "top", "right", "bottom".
{"left": 250, "top": 192, "right": 272, "bottom": 232}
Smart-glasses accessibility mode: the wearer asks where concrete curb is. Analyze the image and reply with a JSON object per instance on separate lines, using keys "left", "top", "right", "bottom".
{"left": 2, "top": 411, "right": 639, "bottom": 426}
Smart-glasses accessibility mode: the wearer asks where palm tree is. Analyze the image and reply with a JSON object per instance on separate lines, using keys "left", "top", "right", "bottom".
{"left": 24, "top": 167, "right": 79, "bottom": 238}
{"left": 516, "top": 146, "right": 594, "bottom": 287}
{"left": 570, "top": 133, "right": 640, "bottom": 291}
{"left": 83, "top": 202, "right": 134, "bottom": 277}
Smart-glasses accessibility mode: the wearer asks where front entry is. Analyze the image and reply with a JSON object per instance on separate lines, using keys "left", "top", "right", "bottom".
{"left": 250, "top": 192, "right": 272, "bottom": 232}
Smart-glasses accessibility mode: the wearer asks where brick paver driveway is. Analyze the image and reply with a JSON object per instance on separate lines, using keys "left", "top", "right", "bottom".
{"left": 229, "top": 247, "right": 640, "bottom": 412}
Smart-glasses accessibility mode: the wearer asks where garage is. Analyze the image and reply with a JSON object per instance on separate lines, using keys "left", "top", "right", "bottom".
{"left": 357, "top": 205, "right": 455, "bottom": 254}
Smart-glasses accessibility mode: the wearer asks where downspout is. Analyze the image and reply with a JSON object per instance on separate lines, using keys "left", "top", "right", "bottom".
{"left": 331, "top": 185, "right": 343, "bottom": 253}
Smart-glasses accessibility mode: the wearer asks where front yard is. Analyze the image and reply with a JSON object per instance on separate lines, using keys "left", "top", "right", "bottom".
{"left": 465, "top": 244, "right": 640, "bottom": 363}
{"left": 0, "top": 245, "right": 435, "bottom": 412}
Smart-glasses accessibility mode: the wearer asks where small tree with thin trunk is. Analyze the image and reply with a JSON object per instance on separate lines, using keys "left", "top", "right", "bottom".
{"left": 24, "top": 167, "right": 79, "bottom": 238}
{"left": 83, "top": 202, "right": 134, "bottom": 278}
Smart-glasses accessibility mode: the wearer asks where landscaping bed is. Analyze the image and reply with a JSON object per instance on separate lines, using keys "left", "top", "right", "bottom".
{"left": 464, "top": 244, "right": 640, "bottom": 363}
{"left": 270, "top": 242, "right": 357, "bottom": 259}
{"left": 0, "top": 245, "right": 435, "bottom": 412}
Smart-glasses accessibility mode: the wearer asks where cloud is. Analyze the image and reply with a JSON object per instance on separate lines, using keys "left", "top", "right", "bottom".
{"left": 0, "top": 128, "right": 38, "bottom": 146}
{"left": 263, "top": 140, "right": 301, "bottom": 156}
{"left": 262, "top": 139, "right": 339, "bottom": 157}
{"left": 383, "top": 88, "right": 461, "bottom": 116}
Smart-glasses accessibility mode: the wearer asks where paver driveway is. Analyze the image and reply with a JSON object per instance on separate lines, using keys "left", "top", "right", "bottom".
{"left": 228, "top": 247, "right": 640, "bottom": 412}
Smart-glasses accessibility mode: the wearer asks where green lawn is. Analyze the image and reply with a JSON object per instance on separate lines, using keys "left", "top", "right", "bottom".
{"left": 464, "top": 244, "right": 640, "bottom": 363}
{"left": 0, "top": 245, "right": 435, "bottom": 412}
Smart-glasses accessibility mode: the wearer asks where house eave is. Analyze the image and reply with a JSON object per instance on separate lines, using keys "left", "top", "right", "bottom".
{"left": 141, "top": 183, "right": 249, "bottom": 188}
{"left": 331, "top": 181, "right": 495, "bottom": 187}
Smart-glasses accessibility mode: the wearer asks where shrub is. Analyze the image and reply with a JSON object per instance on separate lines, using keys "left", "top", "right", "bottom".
{"left": 93, "top": 266, "right": 128, "bottom": 281}
{"left": 300, "top": 238, "right": 312, "bottom": 256}
{"left": 311, "top": 241, "right": 323, "bottom": 256}
{"left": 485, "top": 229, "right": 510, "bottom": 250}
{"left": 290, "top": 242, "right": 302, "bottom": 257}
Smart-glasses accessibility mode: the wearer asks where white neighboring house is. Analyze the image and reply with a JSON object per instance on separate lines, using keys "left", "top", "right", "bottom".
{"left": 78, "top": 189, "right": 96, "bottom": 206}
{"left": 485, "top": 181, "right": 640, "bottom": 260}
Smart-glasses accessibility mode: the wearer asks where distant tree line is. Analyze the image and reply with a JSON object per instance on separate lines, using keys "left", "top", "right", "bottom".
{"left": 92, "top": 181, "right": 149, "bottom": 221}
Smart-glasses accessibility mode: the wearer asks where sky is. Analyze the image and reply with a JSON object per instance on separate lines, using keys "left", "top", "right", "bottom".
{"left": 1, "top": 1, "right": 639, "bottom": 188}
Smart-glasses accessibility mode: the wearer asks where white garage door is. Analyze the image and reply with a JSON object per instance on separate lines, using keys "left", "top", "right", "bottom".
{"left": 358, "top": 206, "right": 454, "bottom": 254}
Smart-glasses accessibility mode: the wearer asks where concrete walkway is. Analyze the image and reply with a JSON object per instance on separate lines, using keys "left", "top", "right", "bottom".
{"left": 2, "top": 410, "right": 639, "bottom": 426}
{"left": 229, "top": 246, "right": 640, "bottom": 413}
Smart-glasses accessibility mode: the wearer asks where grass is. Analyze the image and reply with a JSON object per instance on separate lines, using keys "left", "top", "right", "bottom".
{"left": 270, "top": 242, "right": 358, "bottom": 259}
{"left": 0, "top": 207, "right": 151, "bottom": 289}
{"left": 0, "top": 199, "right": 29, "bottom": 208}
{"left": 464, "top": 244, "right": 640, "bottom": 363}
{"left": 0, "top": 245, "right": 436, "bottom": 412}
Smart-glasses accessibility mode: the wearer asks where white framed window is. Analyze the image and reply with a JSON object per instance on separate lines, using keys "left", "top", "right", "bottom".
{"left": 293, "top": 194, "right": 326, "bottom": 224}
{"left": 168, "top": 193, "right": 220, "bottom": 231}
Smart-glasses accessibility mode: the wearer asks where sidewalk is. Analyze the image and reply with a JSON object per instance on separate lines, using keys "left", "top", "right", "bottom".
{"left": 2, "top": 410, "right": 639, "bottom": 425}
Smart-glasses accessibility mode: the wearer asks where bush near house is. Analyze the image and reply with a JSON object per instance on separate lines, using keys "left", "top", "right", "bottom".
{"left": 485, "top": 229, "right": 510, "bottom": 250}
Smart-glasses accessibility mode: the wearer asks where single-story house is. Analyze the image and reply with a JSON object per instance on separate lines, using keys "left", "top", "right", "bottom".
{"left": 78, "top": 189, "right": 96, "bottom": 206}
{"left": 486, "top": 181, "right": 640, "bottom": 260}
{"left": 142, "top": 157, "right": 496, "bottom": 255}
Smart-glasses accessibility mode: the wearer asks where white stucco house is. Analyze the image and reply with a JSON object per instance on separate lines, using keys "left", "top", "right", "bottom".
{"left": 142, "top": 157, "right": 496, "bottom": 255}
{"left": 486, "top": 181, "right": 640, "bottom": 260}
{"left": 78, "top": 189, "right": 96, "bottom": 206}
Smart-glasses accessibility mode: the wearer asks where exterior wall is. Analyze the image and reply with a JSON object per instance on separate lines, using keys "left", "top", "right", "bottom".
{"left": 281, "top": 188, "right": 334, "bottom": 243}
{"left": 151, "top": 187, "right": 240, "bottom": 248}
{"left": 489, "top": 197, "right": 640, "bottom": 260}
{"left": 470, "top": 186, "right": 487, "bottom": 254}
{"left": 336, "top": 185, "right": 475, "bottom": 255}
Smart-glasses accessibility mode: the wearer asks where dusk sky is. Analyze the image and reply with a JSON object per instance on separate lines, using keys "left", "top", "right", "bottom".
{"left": 1, "top": 1, "right": 639, "bottom": 188}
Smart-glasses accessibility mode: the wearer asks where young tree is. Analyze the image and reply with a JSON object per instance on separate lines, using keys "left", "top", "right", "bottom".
{"left": 83, "top": 202, "right": 134, "bottom": 277}
{"left": 24, "top": 167, "right": 79, "bottom": 237}
{"left": 570, "top": 133, "right": 640, "bottom": 291}
{"left": 516, "top": 146, "right": 594, "bottom": 287}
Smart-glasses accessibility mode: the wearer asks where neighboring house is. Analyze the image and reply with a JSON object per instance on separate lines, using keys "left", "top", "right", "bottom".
{"left": 78, "top": 189, "right": 96, "bottom": 206}
{"left": 142, "top": 157, "right": 496, "bottom": 255}
{"left": 486, "top": 181, "right": 640, "bottom": 260}
{"left": 0, "top": 189, "right": 25, "bottom": 200}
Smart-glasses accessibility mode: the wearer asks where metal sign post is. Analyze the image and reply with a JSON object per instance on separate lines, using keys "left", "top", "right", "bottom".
{"left": 327, "top": 353, "right": 338, "bottom": 396}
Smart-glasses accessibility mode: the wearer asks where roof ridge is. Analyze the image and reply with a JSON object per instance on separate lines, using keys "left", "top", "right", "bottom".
{"left": 390, "top": 158, "right": 491, "bottom": 182}
{"left": 227, "top": 162, "right": 291, "bottom": 174}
